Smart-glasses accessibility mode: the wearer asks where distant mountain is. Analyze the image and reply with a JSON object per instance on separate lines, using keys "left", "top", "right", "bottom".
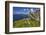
{"left": 13, "top": 14, "right": 29, "bottom": 21}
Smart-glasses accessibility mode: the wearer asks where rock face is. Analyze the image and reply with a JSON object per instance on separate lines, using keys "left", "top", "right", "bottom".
{"left": 28, "top": 9, "right": 40, "bottom": 21}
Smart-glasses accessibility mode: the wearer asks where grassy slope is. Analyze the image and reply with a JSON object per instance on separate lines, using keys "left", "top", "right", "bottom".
{"left": 13, "top": 19, "right": 40, "bottom": 28}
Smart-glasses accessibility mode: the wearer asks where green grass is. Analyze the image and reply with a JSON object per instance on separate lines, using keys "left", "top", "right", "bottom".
{"left": 13, "top": 19, "right": 40, "bottom": 28}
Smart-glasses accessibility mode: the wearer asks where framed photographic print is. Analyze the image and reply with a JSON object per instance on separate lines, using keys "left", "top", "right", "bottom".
{"left": 5, "top": 1, "right": 45, "bottom": 34}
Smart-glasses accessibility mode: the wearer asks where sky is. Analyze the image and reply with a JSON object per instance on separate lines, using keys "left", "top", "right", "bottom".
{"left": 13, "top": 7, "right": 40, "bottom": 15}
